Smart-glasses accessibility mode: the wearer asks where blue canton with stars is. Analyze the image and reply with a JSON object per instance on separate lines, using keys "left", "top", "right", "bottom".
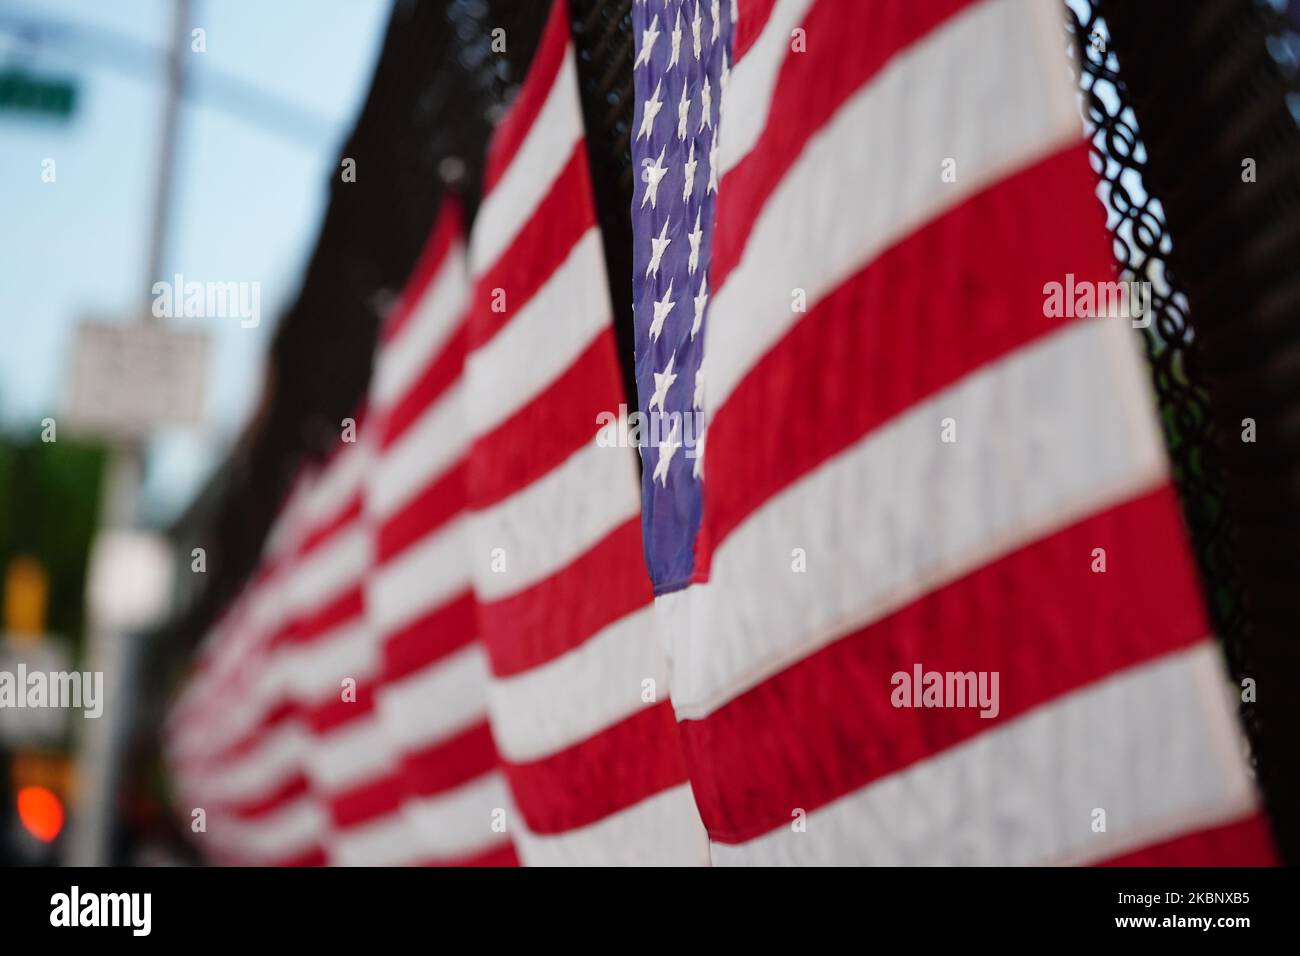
{"left": 631, "top": 0, "right": 734, "bottom": 594}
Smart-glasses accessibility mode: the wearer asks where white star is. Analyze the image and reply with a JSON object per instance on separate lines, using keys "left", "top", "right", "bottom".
{"left": 692, "top": 366, "right": 705, "bottom": 409}
{"left": 691, "top": 429, "right": 705, "bottom": 480}
{"left": 691, "top": 1, "right": 703, "bottom": 60}
{"left": 691, "top": 274, "right": 708, "bottom": 339}
{"left": 682, "top": 140, "right": 697, "bottom": 202}
{"left": 677, "top": 84, "right": 690, "bottom": 141}
{"left": 669, "top": 8, "right": 683, "bottom": 70}
{"left": 637, "top": 79, "right": 664, "bottom": 141}
{"left": 687, "top": 210, "right": 703, "bottom": 275}
{"left": 708, "top": 131, "right": 720, "bottom": 194}
{"left": 648, "top": 352, "right": 678, "bottom": 413}
{"left": 641, "top": 146, "right": 669, "bottom": 209}
{"left": 711, "top": 0, "right": 721, "bottom": 42}
{"left": 731, "top": 0, "right": 739, "bottom": 27}
{"left": 699, "top": 76, "right": 713, "bottom": 131}
{"left": 635, "top": 14, "right": 661, "bottom": 70}
{"left": 721, "top": 50, "right": 730, "bottom": 95}
{"left": 649, "top": 280, "right": 675, "bottom": 341}
{"left": 646, "top": 219, "right": 671, "bottom": 278}
{"left": 653, "top": 418, "right": 682, "bottom": 486}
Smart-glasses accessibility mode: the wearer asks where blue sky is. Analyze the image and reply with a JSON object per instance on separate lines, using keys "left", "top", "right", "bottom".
{"left": 0, "top": 0, "right": 392, "bottom": 523}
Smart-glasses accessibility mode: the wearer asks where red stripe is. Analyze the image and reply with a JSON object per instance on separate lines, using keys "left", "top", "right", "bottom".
{"left": 466, "top": 328, "right": 625, "bottom": 510}
{"left": 734, "top": 0, "right": 778, "bottom": 63}
{"left": 297, "top": 493, "right": 363, "bottom": 557}
{"left": 382, "top": 590, "right": 478, "bottom": 682}
{"left": 1097, "top": 813, "right": 1278, "bottom": 866}
{"left": 714, "top": 0, "right": 975, "bottom": 290}
{"left": 682, "top": 488, "right": 1210, "bottom": 843}
{"left": 332, "top": 772, "right": 403, "bottom": 828}
{"left": 291, "top": 584, "right": 364, "bottom": 644}
{"left": 400, "top": 722, "right": 502, "bottom": 798}
{"left": 470, "top": 144, "right": 596, "bottom": 353}
{"left": 380, "top": 324, "right": 466, "bottom": 450}
{"left": 272, "top": 846, "right": 327, "bottom": 868}
{"left": 384, "top": 198, "right": 462, "bottom": 345}
{"left": 428, "top": 841, "right": 520, "bottom": 867}
{"left": 376, "top": 461, "right": 466, "bottom": 563}
{"left": 308, "top": 679, "right": 377, "bottom": 734}
{"left": 481, "top": 0, "right": 572, "bottom": 195}
{"left": 196, "top": 699, "right": 300, "bottom": 770}
{"left": 698, "top": 143, "right": 1108, "bottom": 569}
{"left": 222, "top": 771, "right": 313, "bottom": 820}
{"left": 503, "top": 700, "right": 688, "bottom": 834}
{"left": 478, "top": 518, "right": 651, "bottom": 677}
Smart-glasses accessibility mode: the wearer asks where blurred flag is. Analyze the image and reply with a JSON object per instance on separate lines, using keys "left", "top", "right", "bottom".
{"left": 166, "top": 476, "right": 328, "bottom": 866}
{"left": 364, "top": 199, "right": 518, "bottom": 866}
{"left": 460, "top": 0, "right": 708, "bottom": 864}
{"left": 288, "top": 425, "right": 436, "bottom": 865}
{"left": 637, "top": 0, "right": 1275, "bottom": 864}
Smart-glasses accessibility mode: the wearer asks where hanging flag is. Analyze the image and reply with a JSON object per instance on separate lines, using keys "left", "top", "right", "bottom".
{"left": 461, "top": 0, "right": 709, "bottom": 864}
{"left": 640, "top": 0, "right": 1275, "bottom": 864}
{"left": 286, "top": 426, "right": 439, "bottom": 866}
{"left": 363, "top": 199, "right": 518, "bottom": 867}
{"left": 630, "top": 0, "right": 732, "bottom": 591}
{"left": 165, "top": 475, "right": 328, "bottom": 867}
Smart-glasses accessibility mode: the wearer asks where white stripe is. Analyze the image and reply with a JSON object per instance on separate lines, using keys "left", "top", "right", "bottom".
{"left": 306, "top": 712, "right": 396, "bottom": 792}
{"left": 718, "top": 0, "right": 815, "bottom": 172}
{"left": 298, "top": 442, "right": 366, "bottom": 529}
{"left": 329, "top": 810, "right": 424, "bottom": 867}
{"left": 213, "top": 795, "right": 325, "bottom": 864}
{"left": 403, "top": 772, "right": 515, "bottom": 861}
{"left": 376, "top": 644, "right": 491, "bottom": 752}
{"left": 710, "top": 644, "right": 1258, "bottom": 865}
{"left": 288, "top": 524, "right": 369, "bottom": 619}
{"left": 284, "top": 619, "right": 376, "bottom": 702}
{"left": 467, "top": 440, "right": 641, "bottom": 601}
{"left": 372, "top": 247, "right": 468, "bottom": 409}
{"left": 707, "top": 0, "right": 1083, "bottom": 413}
{"left": 488, "top": 607, "right": 663, "bottom": 762}
{"left": 513, "top": 783, "right": 711, "bottom": 866}
{"left": 671, "top": 319, "right": 1169, "bottom": 719}
{"left": 369, "top": 384, "right": 466, "bottom": 524}
{"left": 366, "top": 517, "right": 471, "bottom": 636}
{"left": 197, "top": 722, "right": 306, "bottom": 803}
{"left": 368, "top": 384, "right": 466, "bottom": 521}
{"left": 464, "top": 228, "right": 610, "bottom": 440}
{"left": 470, "top": 46, "right": 582, "bottom": 276}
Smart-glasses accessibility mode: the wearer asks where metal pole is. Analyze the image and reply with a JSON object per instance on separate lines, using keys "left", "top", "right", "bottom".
{"left": 67, "top": 0, "right": 190, "bottom": 865}
{"left": 144, "top": 0, "right": 190, "bottom": 313}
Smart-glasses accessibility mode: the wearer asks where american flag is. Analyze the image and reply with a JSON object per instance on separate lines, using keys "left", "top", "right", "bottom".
{"left": 363, "top": 199, "right": 517, "bottom": 866}
{"left": 636, "top": 0, "right": 1274, "bottom": 864}
{"left": 167, "top": 0, "right": 1277, "bottom": 868}
{"left": 459, "top": 0, "right": 707, "bottom": 864}
{"left": 166, "top": 473, "right": 328, "bottom": 866}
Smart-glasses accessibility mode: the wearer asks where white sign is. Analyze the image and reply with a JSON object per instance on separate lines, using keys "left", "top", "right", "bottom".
{"left": 64, "top": 320, "right": 208, "bottom": 440}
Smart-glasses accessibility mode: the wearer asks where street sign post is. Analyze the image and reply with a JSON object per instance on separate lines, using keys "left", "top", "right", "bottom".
{"left": 64, "top": 319, "right": 209, "bottom": 441}
{"left": 0, "top": 68, "right": 76, "bottom": 120}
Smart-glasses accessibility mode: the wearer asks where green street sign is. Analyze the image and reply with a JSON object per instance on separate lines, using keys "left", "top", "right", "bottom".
{"left": 0, "top": 69, "right": 77, "bottom": 120}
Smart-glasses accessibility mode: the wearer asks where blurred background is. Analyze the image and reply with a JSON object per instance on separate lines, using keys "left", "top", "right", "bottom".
{"left": 0, "top": 0, "right": 392, "bottom": 863}
{"left": 2, "top": 0, "right": 1300, "bottom": 865}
